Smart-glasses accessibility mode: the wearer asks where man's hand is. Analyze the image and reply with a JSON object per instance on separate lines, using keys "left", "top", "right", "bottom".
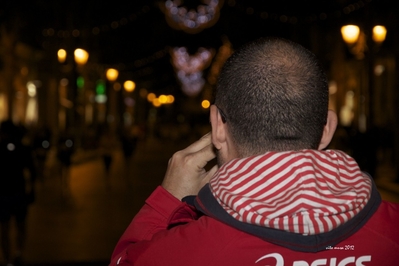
{"left": 161, "top": 133, "right": 218, "bottom": 200}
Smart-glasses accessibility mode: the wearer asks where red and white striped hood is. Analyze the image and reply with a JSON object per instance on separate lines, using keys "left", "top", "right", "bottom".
{"left": 209, "top": 149, "right": 372, "bottom": 235}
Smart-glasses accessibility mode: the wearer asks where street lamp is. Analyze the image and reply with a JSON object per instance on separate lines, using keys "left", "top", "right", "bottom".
{"left": 341, "top": 25, "right": 387, "bottom": 59}
{"left": 123, "top": 80, "right": 136, "bottom": 92}
{"left": 106, "top": 68, "right": 119, "bottom": 82}
{"left": 57, "top": 49, "right": 67, "bottom": 63}
{"left": 372, "top": 25, "right": 387, "bottom": 44}
{"left": 341, "top": 25, "right": 360, "bottom": 44}
{"left": 56, "top": 47, "right": 91, "bottom": 147}
{"left": 105, "top": 68, "right": 120, "bottom": 129}
{"left": 122, "top": 80, "right": 136, "bottom": 127}
{"left": 72, "top": 48, "right": 89, "bottom": 94}
{"left": 341, "top": 25, "right": 386, "bottom": 45}
{"left": 341, "top": 24, "right": 387, "bottom": 130}
{"left": 74, "top": 48, "right": 89, "bottom": 65}
{"left": 74, "top": 48, "right": 89, "bottom": 147}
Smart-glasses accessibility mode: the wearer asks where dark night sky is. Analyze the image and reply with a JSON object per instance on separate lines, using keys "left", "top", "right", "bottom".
{"left": 1, "top": 0, "right": 398, "bottom": 94}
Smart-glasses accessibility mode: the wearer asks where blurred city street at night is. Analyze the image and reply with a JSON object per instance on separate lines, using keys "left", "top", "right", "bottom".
{"left": 1, "top": 0, "right": 399, "bottom": 265}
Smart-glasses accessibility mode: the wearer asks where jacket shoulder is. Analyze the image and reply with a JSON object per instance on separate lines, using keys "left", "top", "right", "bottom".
{"left": 362, "top": 200, "right": 399, "bottom": 241}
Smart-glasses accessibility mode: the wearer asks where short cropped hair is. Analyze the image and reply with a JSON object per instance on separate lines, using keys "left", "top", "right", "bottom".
{"left": 214, "top": 37, "right": 329, "bottom": 156}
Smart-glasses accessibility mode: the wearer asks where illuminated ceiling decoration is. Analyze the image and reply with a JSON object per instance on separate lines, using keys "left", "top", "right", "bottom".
{"left": 40, "top": 0, "right": 369, "bottom": 40}
{"left": 162, "top": 0, "right": 224, "bottom": 34}
{"left": 170, "top": 47, "right": 214, "bottom": 96}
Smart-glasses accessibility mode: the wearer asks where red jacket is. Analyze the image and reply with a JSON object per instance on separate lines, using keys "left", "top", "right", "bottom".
{"left": 110, "top": 186, "right": 399, "bottom": 266}
{"left": 110, "top": 150, "right": 399, "bottom": 265}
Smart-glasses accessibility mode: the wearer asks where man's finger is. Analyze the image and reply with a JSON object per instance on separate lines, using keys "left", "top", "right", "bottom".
{"left": 195, "top": 143, "right": 216, "bottom": 170}
{"left": 183, "top": 132, "right": 212, "bottom": 153}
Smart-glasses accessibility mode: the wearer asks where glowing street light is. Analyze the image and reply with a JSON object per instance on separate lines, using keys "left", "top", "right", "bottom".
{"left": 106, "top": 68, "right": 119, "bottom": 82}
{"left": 147, "top": 93, "right": 156, "bottom": 102}
{"left": 167, "top": 95, "right": 174, "bottom": 104}
{"left": 201, "top": 100, "right": 211, "bottom": 109}
{"left": 372, "top": 25, "right": 387, "bottom": 43}
{"left": 340, "top": 23, "right": 388, "bottom": 133}
{"left": 123, "top": 80, "right": 136, "bottom": 92}
{"left": 152, "top": 98, "right": 161, "bottom": 107}
{"left": 341, "top": 25, "right": 360, "bottom": 44}
{"left": 158, "top": 95, "right": 168, "bottom": 104}
{"left": 57, "top": 49, "right": 67, "bottom": 63}
{"left": 74, "top": 48, "right": 89, "bottom": 65}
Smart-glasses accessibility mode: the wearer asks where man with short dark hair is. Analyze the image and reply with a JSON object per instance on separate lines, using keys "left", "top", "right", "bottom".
{"left": 110, "top": 37, "right": 399, "bottom": 266}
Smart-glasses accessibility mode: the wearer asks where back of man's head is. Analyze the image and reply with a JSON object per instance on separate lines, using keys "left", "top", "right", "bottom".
{"left": 214, "top": 37, "right": 329, "bottom": 156}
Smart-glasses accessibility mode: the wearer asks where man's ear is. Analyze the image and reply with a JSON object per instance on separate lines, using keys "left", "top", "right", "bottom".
{"left": 318, "top": 110, "right": 338, "bottom": 150}
{"left": 210, "top": 105, "right": 227, "bottom": 150}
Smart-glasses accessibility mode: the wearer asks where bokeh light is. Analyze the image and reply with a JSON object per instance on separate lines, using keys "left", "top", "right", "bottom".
{"left": 201, "top": 100, "right": 210, "bottom": 109}
{"left": 341, "top": 25, "right": 360, "bottom": 44}
{"left": 147, "top": 93, "right": 156, "bottom": 102}
{"left": 124, "top": 80, "right": 136, "bottom": 92}
{"left": 74, "top": 48, "right": 89, "bottom": 65}
{"left": 57, "top": 49, "right": 67, "bottom": 63}
{"left": 106, "top": 68, "right": 119, "bottom": 81}
{"left": 372, "top": 25, "right": 387, "bottom": 43}
{"left": 152, "top": 98, "right": 161, "bottom": 107}
{"left": 158, "top": 95, "right": 168, "bottom": 104}
{"left": 167, "top": 95, "right": 175, "bottom": 103}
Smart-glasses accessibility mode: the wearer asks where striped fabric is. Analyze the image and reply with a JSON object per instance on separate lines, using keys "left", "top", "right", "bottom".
{"left": 209, "top": 149, "right": 372, "bottom": 235}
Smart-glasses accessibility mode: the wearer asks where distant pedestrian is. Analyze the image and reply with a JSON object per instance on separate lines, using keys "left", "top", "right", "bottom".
{"left": 31, "top": 125, "right": 52, "bottom": 182}
{"left": 99, "top": 128, "right": 117, "bottom": 175}
{"left": 119, "top": 127, "right": 138, "bottom": 163}
{"left": 0, "top": 120, "right": 36, "bottom": 266}
{"left": 56, "top": 134, "right": 75, "bottom": 191}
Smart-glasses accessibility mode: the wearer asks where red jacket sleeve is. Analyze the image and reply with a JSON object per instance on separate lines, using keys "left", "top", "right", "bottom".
{"left": 110, "top": 186, "right": 199, "bottom": 265}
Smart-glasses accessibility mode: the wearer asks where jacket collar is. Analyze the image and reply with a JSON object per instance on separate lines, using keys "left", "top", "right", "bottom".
{"left": 194, "top": 150, "right": 381, "bottom": 252}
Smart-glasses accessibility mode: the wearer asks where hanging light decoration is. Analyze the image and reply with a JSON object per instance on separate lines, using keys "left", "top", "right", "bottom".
{"left": 170, "top": 47, "right": 214, "bottom": 96}
{"left": 162, "top": 0, "right": 224, "bottom": 34}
